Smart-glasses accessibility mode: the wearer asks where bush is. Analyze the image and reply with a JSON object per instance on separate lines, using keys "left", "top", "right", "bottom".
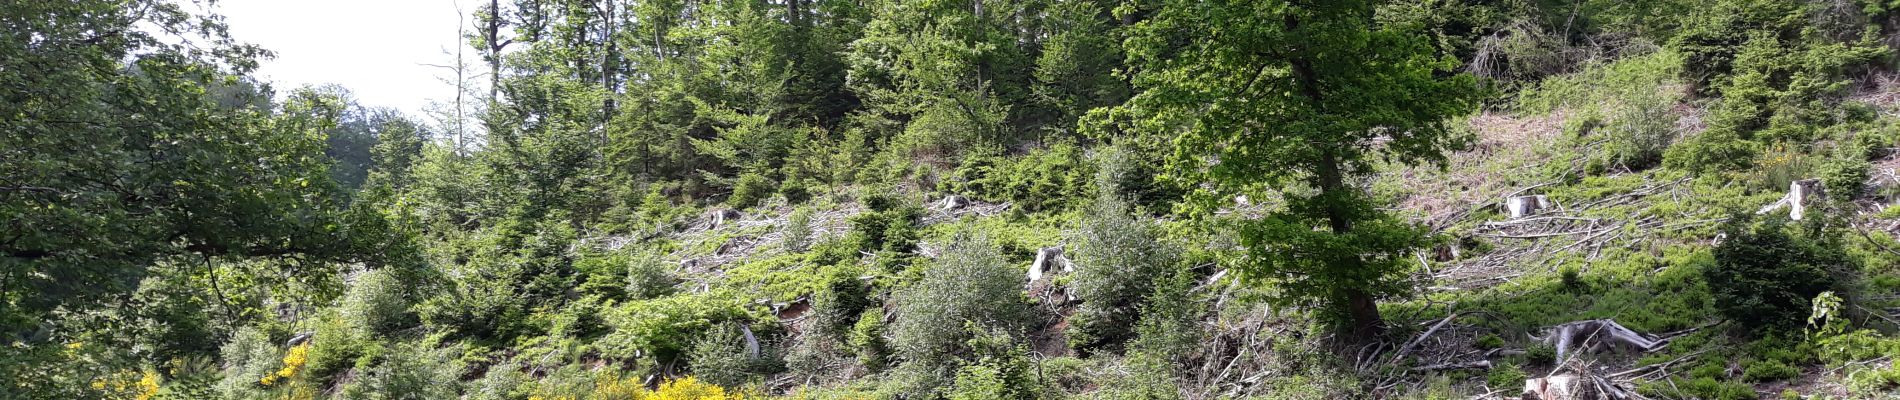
{"left": 728, "top": 172, "right": 776, "bottom": 208}
{"left": 891, "top": 232, "right": 1032, "bottom": 369}
{"left": 779, "top": 177, "right": 814, "bottom": 205}
{"left": 1486, "top": 363, "right": 1527, "bottom": 389}
{"left": 338, "top": 342, "right": 462, "bottom": 399}
{"left": 626, "top": 251, "right": 681, "bottom": 300}
{"left": 1518, "top": 51, "right": 1683, "bottom": 171}
{"left": 600, "top": 291, "right": 752, "bottom": 362}
{"left": 1820, "top": 152, "right": 1870, "bottom": 203}
{"left": 783, "top": 208, "right": 815, "bottom": 253}
{"left": 1067, "top": 174, "right": 1181, "bottom": 353}
{"left": 940, "top": 142, "right": 1093, "bottom": 212}
{"left": 340, "top": 269, "right": 416, "bottom": 337}
{"left": 1742, "top": 359, "right": 1798, "bottom": 382}
{"left": 688, "top": 323, "right": 762, "bottom": 389}
{"left": 1707, "top": 216, "right": 1844, "bottom": 332}
{"left": 1126, "top": 269, "right": 1201, "bottom": 368}
{"left": 849, "top": 308, "right": 890, "bottom": 370}
{"left": 948, "top": 325, "right": 1044, "bottom": 400}
{"left": 846, "top": 194, "right": 923, "bottom": 254}
{"left": 467, "top": 361, "right": 530, "bottom": 400}
{"left": 301, "top": 312, "right": 379, "bottom": 387}
{"left": 216, "top": 327, "right": 281, "bottom": 399}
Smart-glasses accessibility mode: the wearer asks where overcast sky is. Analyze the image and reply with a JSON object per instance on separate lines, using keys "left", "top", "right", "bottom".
{"left": 216, "top": 0, "right": 471, "bottom": 115}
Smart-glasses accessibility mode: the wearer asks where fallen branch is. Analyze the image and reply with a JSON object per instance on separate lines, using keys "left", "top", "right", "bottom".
{"left": 1392, "top": 312, "right": 1459, "bottom": 364}
{"left": 1411, "top": 360, "right": 1492, "bottom": 372}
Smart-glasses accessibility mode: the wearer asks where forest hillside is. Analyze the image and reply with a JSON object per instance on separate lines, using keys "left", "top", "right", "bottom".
{"left": 12, "top": 0, "right": 1900, "bottom": 399}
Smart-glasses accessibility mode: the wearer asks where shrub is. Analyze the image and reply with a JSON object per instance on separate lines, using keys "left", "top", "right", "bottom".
{"left": 940, "top": 142, "right": 1093, "bottom": 212}
{"left": 1742, "top": 359, "right": 1798, "bottom": 382}
{"left": 1126, "top": 269, "right": 1201, "bottom": 368}
{"left": 891, "top": 232, "right": 1032, "bottom": 368}
{"left": 689, "top": 323, "right": 761, "bottom": 389}
{"left": 1664, "top": 127, "right": 1758, "bottom": 173}
{"left": 728, "top": 172, "right": 776, "bottom": 208}
{"left": 467, "top": 361, "right": 530, "bottom": 400}
{"left": 849, "top": 308, "right": 890, "bottom": 370}
{"left": 1707, "top": 216, "right": 1844, "bottom": 332}
{"left": 948, "top": 325, "right": 1043, "bottom": 400}
{"left": 1518, "top": 51, "right": 1684, "bottom": 171}
{"left": 1067, "top": 175, "right": 1181, "bottom": 352}
{"left": 216, "top": 327, "right": 281, "bottom": 399}
{"left": 338, "top": 342, "right": 462, "bottom": 399}
{"left": 340, "top": 269, "right": 416, "bottom": 338}
{"left": 300, "top": 312, "right": 379, "bottom": 386}
{"left": 779, "top": 177, "right": 813, "bottom": 205}
{"left": 846, "top": 195, "right": 923, "bottom": 254}
{"left": 1820, "top": 152, "right": 1870, "bottom": 203}
{"left": 782, "top": 208, "right": 815, "bottom": 253}
{"left": 1486, "top": 363, "right": 1527, "bottom": 390}
{"left": 626, "top": 251, "right": 681, "bottom": 300}
{"left": 1526, "top": 343, "right": 1556, "bottom": 366}
{"left": 600, "top": 291, "right": 753, "bottom": 362}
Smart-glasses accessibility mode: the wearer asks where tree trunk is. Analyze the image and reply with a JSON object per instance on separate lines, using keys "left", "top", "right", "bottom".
{"left": 1316, "top": 149, "right": 1386, "bottom": 338}
{"left": 1285, "top": 11, "right": 1385, "bottom": 340}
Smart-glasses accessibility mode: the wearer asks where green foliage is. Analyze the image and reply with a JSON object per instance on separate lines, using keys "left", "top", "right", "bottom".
{"left": 1708, "top": 216, "right": 1845, "bottom": 332}
{"left": 689, "top": 323, "right": 763, "bottom": 389}
{"left": 340, "top": 269, "right": 416, "bottom": 338}
{"left": 729, "top": 172, "right": 777, "bottom": 209}
{"left": 891, "top": 232, "right": 1031, "bottom": 369}
{"left": 1485, "top": 363, "right": 1527, "bottom": 390}
{"left": 1067, "top": 193, "right": 1179, "bottom": 352}
{"left": 337, "top": 342, "right": 462, "bottom": 399}
{"left": 846, "top": 193, "right": 924, "bottom": 254}
{"left": 941, "top": 142, "right": 1095, "bottom": 212}
{"left": 216, "top": 327, "right": 281, "bottom": 399}
{"left": 467, "top": 360, "right": 531, "bottom": 400}
{"left": 1516, "top": 51, "right": 1685, "bottom": 171}
{"left": 849, "top": 308, "right": 891, "bottom": 370}
{"left": 1115, "top": 0, "right": 1479, "bottom": 335}
{"left": 601, "top": 291, "right": 754, "bottom": 362}
{"left": 948, "top": 324, "right": 1044, "bottom": 400}
{"left": 302, "top": 312, "right": 380, "bottom": 386}
{"left": 625, "top": 252, "right": 682, "bottom": 301}
{"left": 783, "top": 208, "right": 816, "bottom": 253}
{"left": 1742, "top": 359, "right": 1798, "bottom": 382}
{"left": 1820, "top": 152, "right": 1871, "bottom": 203}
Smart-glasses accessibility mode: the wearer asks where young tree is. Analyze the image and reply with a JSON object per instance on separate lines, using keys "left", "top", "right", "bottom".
{"left": 1110, "top": 0, "right": 1477, "bottom": 337}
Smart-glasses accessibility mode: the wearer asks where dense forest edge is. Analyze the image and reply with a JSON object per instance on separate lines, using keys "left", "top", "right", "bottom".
{"left": 13, "top": 0, "right": 1900, "bottom": 398}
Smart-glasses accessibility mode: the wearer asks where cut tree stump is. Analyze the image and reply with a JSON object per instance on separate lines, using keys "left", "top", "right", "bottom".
{"left": 1507, "top": 195, "right": 1550, "bottom": 219}
{"left": 706, "top": 208, "right": 741, "bottom": 228}
{"left": 1756, "top": 179, "right": 1824, "bottom": 221}
{"left": 939, "top": 195, "right": 970, "bottom": 211}
{"left": 1026, "top": 246, "right": 1070, "bottom": 283}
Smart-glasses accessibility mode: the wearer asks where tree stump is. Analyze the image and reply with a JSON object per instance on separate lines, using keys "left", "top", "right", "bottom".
{"left": 1757, "top": 179, "right": 1824, "bottom": 221}
{"left": 1507, "top": 195, "right": 1549, "bottom": 219}
{"left": 1026, "top": 246, "right": 1069, "bottom": 283}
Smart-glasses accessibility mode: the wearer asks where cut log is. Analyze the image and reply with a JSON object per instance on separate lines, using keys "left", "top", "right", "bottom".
{"left": 1507, "top": 195, "right": 1550, "bottom": 219}
{"left": 1533, "top": 319, "right": 1663, "bottom": 362}
{"left": 1757, "top": 179, "right": 1824, "bottom": 221}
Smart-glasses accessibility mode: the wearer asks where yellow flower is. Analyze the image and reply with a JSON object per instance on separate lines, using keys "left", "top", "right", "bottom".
{"left": 136, "top": 371, "right": 159, "bottom": 400}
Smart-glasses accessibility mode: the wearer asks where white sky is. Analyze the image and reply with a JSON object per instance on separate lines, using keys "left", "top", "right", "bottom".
{"left": 215, "top": 0, "right": 472, "bottom": 115}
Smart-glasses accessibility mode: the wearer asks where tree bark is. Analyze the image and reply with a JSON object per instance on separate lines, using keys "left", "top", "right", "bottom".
{"left": 1287, "top": 10, "right": 1385, "bottom": 339}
